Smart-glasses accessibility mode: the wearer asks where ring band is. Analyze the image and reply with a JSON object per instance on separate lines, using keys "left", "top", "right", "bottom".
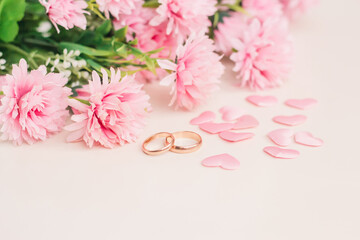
{"left": 142, "top": 132, "right": 175, "bottom": 156}
{"left": 166, "top": 131, "right": 202, "bottom": 154}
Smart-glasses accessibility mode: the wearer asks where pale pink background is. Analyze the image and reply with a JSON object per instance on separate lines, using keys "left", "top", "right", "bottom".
{"left": 1, "top": 0, "right": 359, "bottom": 239}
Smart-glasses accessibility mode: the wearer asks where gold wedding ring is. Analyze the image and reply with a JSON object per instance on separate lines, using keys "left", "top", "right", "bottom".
{"left": 142, "top": 132, "right": 175, "bottom": 156}
{"left": 142, "top": 131, "right": 202, "bottom": 155}
{"left": 166, "top": 131, "right": 202, "bottom": 154}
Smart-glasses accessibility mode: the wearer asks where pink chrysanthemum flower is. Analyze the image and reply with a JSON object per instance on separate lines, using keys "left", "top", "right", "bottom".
{"left": 65, "top": 68, "right": 150, "bottom": 148}
{"left": 242, "top": 0, "right": 283, "bottom": 21}
{"left": 149, "top": 0, "right": 217, "bottom": 42}
{"left": 0, "top": 75, "right": 5, "bottom": 90}
{"left": 279, "top": 0, "right": 318, "bottom": 20}
{"left": 157, "top": 34, "right": 224, "bottom": 110}
{"left": 96, "top": 0, "right": 141, "bottom": 19}
{"left": 113, "top": 3, "right": 178, "bottom": 83}
{"left": 229, "top": 17, "right": 293, "bottom": 90}
{"left": 0, "top": 59, "right": 71, "bottom": 145}
{"left": 113, "top": 5, "right": 178, "bottom": 59}
{"left": 215, "top": 12, "right": 244, "bottom": 56}
{"left": 39, "top": 0, "right": 88, "bottom": 33}
{"left": 215, "top": 0, "right": 283, "bottom": 56}
{"left": 0, "top": 75, "right": 6, "bottom": 101}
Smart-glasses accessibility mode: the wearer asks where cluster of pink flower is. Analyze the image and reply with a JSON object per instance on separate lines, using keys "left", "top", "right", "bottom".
{"left": 0, "top": 60, "right": 150, "bottom": 148}
{"left": 215, "top": 0, "right": 297, "bottom": 90}
{"left": 0, "top": 0, "right": 317, "bottom": 148}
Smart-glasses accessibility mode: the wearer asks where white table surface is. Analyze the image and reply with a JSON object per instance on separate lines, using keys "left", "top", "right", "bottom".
{"left": 1, "top": 1, "right": 359, "bottom": 239}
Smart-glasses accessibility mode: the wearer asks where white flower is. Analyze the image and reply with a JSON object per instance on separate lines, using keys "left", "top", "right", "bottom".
{"left": 46, "top": 48, "right": 89, "bottom": 80}
{"left": 0, "top": 52, "right": 6, "bottom": 70}
{"left": 37, "top": 21, "right": 52, "bottom": 37}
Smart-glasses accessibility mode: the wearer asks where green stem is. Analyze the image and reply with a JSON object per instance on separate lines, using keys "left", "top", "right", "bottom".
{"left": 32, "top": 54, "right": 48, "bottom": 62}
{"left": 69, "top": 96, "right": 91, "bottom": 106}
{"left": 87, "top": 1, "right": 106, "bottom": 20}
{"left": 23, "top": 38, "right": 58, "bottom": 49}
{"left": 0, "top": 43, "right": 39, "bottom": 69}
{"left": 0, "top": 91, "right": 3, "bottom": 95}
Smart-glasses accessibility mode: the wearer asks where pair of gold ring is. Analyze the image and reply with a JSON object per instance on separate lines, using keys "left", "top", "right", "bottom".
{"left": 142, "top": 131, "right": 202, "bottom": 155}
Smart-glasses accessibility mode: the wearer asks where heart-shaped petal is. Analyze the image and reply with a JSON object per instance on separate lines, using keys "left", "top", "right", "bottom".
{"left": 190, "top": 111, "right": 216, "bottom": 125}
{"left": 246, "top": 95, "right": 278, "bottom": 107}
{"left": 219, "top": 131, "right": 254, "bottom": 142}
{"left": 199, "top": 122, "right": 234, "bottom": 134}
{"left": 273, "top": 115, "right": 307, "bottom": 126}
{"left": 285, "top": 98, "right": 317, "bottom": 110}
{"left": 232, "top": 115, "right": 259, "bottom": 130}
{"left": 201, "top": 154, "right": 240, "bottom": 170}
{"left": 268, "top": 128, "right": 294, "bottom": 146}
{"left": 295, "top": 131, "right": 324, "bottom": 147}
{"left": 219, "top": 106, "right": 244, "bottom": 121}
{"left": 263, "top": 146, "right": 300, "bottom": 159}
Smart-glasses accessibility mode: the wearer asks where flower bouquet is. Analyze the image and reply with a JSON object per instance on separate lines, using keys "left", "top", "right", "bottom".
{"left": 0, "top": 0, "right": 317, "bottom": 148}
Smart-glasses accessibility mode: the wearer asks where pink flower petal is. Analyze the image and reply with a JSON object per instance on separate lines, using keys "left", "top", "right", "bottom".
{"left": 219, "top": 106, "right": 244, "bottom": 121}
{"left": 219, "top": 131, "right": 254, "bottom": 142}
{"left": 295, "top": 131, "right": 323, "bottom": 147}
{"left": 0, "top": 59, "right": 70, "bottom": 145}
{"left": 285, "top": 98, "right": 317, "bottom": 110}
{"left": 199, "top": 122, "right": 234, "bottom": 134}
{"left": 246, "top": 95, "right": 278, "bottom": 107}
{"left": 273, "top": 115, "right": 307, "bottom": 126}
{"left": 201, "top": 153, "right": 240, "bottom": 170}
{"left": 263, "top": 146, "right": 300, "bottom": 159}
{"left": 157, "top": 59, "right": 177, "bottom": 71}
{"left": 232, "top": 115, "right": 259, "bottom": 130}
{"left": 65, "top": 68, "right": 150, "bottom": 148}
{"left": 268, "top": 128, "right": 294, "bottom": 147}
{"left": 39, "top": 0, "right": 89, "bottom": 33}
{"left": 165, "top": 34, "right": 224, "bottom": 110}
{"left": 159, "top": 73, "right": 176, "bottom": 86}
{"left": 190, "top": 111, "right": 216, "bottom": 125}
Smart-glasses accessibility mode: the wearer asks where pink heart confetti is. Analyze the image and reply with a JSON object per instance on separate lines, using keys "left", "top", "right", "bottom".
{"left": 232, "top": 115, "right": 259, "bottom": 130}
{"left": 219, "top": 131, "right": 254, "bottom": 142}
{"left": 268, "top": 128, "right": 294, "bottom": 147}
{"left": 285, "top": 98, "right": 317, "bottom": 110}
{"left": 273, "top": 115, "right": 307, "bottom": 126}
{"left": 295, "top": 131, "right": 324, "bottom": 147}
{"left": 219, "top": 106, "right": 244, "bottom": 121}
{"left": 263, "top": 146, "right": 300, "bottom": 159}
{"left": 201, "top": 154, "right": 240, "bottom": 170}
{"left": 246, "top": 95, "right": 278, "bottom": 107}
{"left": 190, "top": 111, "right": 216, "bottom": 125}
{"left": 199, "top": 122, "right": 234, "bottom": 134}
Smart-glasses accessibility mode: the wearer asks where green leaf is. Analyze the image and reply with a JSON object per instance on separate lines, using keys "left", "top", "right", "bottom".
{"left": 96, "top": 20, "right": 112, "bottom": 36}
{"left": 0, "top": 0, "right": 26, "bottom": 42}
{"left": 217, "top": 11, "right": 230, "bottom": 24}
{"left": 70, "top": 86, "right": 82, "bottom": 97}
{"left": 146, "top": 47, "right": 164, "bottom": 56}
{"left": 144, "top": 55, "right": 156, "bottom": 74}
{"left": 224, "top": 4, "right": 245, "bottom": 13}
{"left": 143, "top": 0, "right": 160, "bottom": 8}
{"left": 86, "top": 59, "right": 104, "bottom": 72}
{"left": 213, "top": 12, "right": 219, "bottom": 26}
{"left": 129, "top": 46, "right": 143, "bottom": 58}
{"left": 114, "top": 26, "right": 128, "bottom": 42}
{"left": 0, "top": 21, "right": 19, "bottom": 42}
{"left": 77, "top": 31, "right": 103, "bottom": 46}
{"left": 25, "top": 1, "right": 45, "bottom": 15}
{"left": 115, "top": 44, "right": 128, "bottom": 58}
{"left": 59, "top": 42, "right": 114, "bottom": 57}
{"left": 128, "top": 38, "right": 138, "bottom": 46}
